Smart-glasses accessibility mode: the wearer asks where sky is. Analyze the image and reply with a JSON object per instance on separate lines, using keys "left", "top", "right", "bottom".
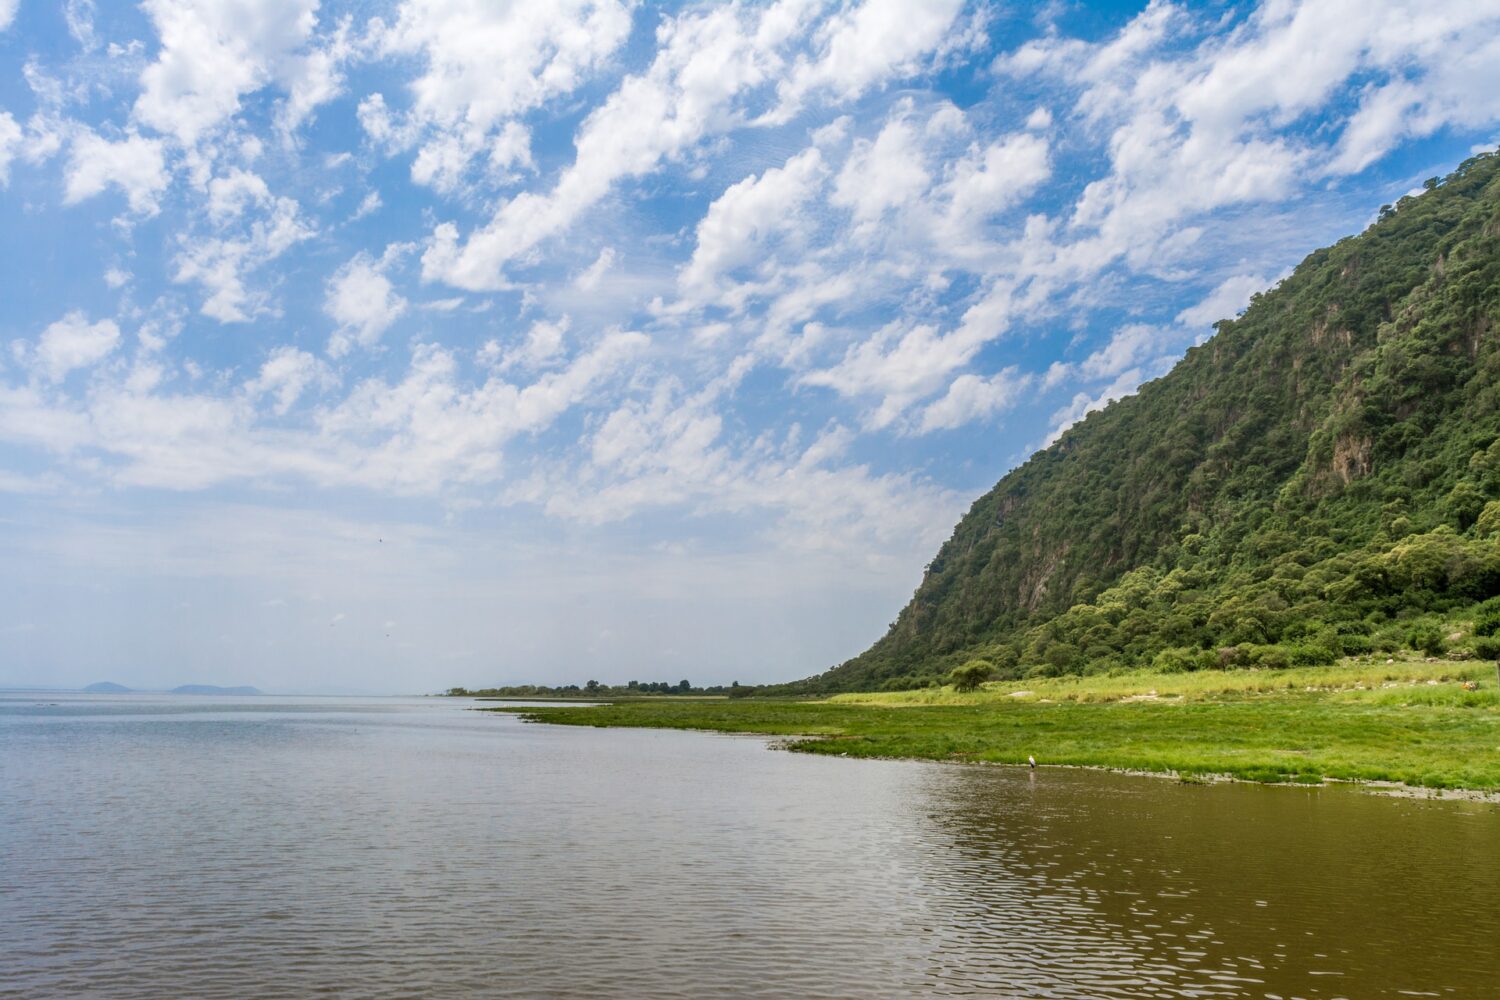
{"left": 1, "top": 0, "right": 1499, "bottom": 694}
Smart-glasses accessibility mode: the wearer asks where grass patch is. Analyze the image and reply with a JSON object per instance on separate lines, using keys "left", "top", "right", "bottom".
{"left": 486, "top": 658, "right": 1500, "bottom": 792}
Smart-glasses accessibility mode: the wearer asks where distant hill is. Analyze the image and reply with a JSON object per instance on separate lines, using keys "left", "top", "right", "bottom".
{"left": 82, "top": 681, "right": 132, "bottom": 693}
{"left": 170, "top": 685, "right": 262, "bottom": 695}
{"left": 796, "top": 151, "right": 1500, "bottom": 693}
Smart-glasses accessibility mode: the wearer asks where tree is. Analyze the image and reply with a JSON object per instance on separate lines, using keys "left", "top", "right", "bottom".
{"left": 949, "top": 659, "right": 994, "bottom": 693}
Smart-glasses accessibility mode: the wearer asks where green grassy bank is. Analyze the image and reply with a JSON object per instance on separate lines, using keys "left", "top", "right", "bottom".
{"left": 485, "top": 658, "right": 1500, "bottom": 792}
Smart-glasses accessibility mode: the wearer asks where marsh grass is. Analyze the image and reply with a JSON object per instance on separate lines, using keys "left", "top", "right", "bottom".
{"left": 488, "top": 658, "right": 1500, "bottom": 792}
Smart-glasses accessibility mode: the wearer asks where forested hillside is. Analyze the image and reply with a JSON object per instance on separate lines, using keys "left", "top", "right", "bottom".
{"left": 800, "top": 151, "right": 1500, "bottom": 693}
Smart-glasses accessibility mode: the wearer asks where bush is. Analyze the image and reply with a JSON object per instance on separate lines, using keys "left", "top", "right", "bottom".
{"left": 1474, "top": 611, "right": 1500, "bottom": 637}
{"left": 1216, "top": 645, "right": 1249, "bottom": 669}
{"left": 1408, "top": 625, "right": 1446, "bottom": 656}
{"left": 1474, "top": 636, "right": 1500, "bottom": 660}
{"left": 948, "top": 659, "right": 994, "bottom": 692}
{"left": 1249, "top": 645, "right": 1292, "bottom": 669}
{"left": 1337, "top": 633, "right": 1374, "bottom": 655}
{"left": 1288, "top": 643, "right": 1339, "bottom": 666}
{"left": 1152, "top": 647, "right": 1198, "bottom": 674}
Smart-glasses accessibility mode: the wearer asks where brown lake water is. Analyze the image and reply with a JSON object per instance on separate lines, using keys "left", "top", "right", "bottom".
{"left": 2, "top": 694, "right": 1497, "bottom": 998}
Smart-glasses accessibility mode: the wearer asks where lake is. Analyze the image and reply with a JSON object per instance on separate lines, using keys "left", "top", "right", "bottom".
{"left": 2, "top": 694, "right": 1496, "bottom": 998}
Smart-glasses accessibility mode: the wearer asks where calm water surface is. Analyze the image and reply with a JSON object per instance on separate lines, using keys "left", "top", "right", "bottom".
{"left": 2, "top": 694, "right": 1497, "bottom": 998}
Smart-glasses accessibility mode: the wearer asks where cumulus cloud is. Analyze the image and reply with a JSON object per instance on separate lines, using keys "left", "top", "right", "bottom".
{"left": 244, "top": 346, "right": 330, "bottom": 415}
{"left": 64, "top": 130, "right": 169, "bottom": 215}
{"left": 420, "top": 3, "right": 809, "bottom": 289}
{"left": 574, "top": 247, "right": 616, "bottom": 292}
{"left": 775, "top": 0, "right": 966, "bottom": 116}
{"left": 918, "top": 368, "right": 1031, "bottom": 434}
{"left": 831, "top": 114, "right": 930, "bottom": 231}
{"left": 678, "top": 147, "right": 826, "bottom": 305}
{"left": 1175, "top": 272, "right": 1271, "bottom": 329}
{"left": 0, "top": 112, "right": 21, "bottom": 183}
{"left": 34, "top": 312, "right": 121, "bottom": 382}
{"left": 174, "top": 195, "right": 314, "bottom": 322}
{"left": 801, "top": 322, "right": 983, "bottom": 431}
{"left": 133, "top": 0, "right": 325, "bottom": 147}
{"left": 325, "top": 252, "right": 409, "bottom": 358}
{"left": 8, "top": 0, "right": 1500, "bottom": 688}
{"left": 420, "top": 0, "right": 963, "bottom": 292}
{"left": 369, "top": 0, "right": 628, "bottom": 193}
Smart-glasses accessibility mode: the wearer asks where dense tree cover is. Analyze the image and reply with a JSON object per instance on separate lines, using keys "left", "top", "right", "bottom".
{"left": 789, "top": 151, "right": 1500, "bottom": 694}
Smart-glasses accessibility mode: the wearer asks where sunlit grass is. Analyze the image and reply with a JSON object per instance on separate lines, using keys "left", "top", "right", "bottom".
{"left": 829, "top": 656, "right": 1493, "bottom": 706}
{"left": 487, "top": 657, "right": 1500, "bottom": 792}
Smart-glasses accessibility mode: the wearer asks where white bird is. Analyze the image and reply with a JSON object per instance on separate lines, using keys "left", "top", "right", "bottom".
{"left": 1028, "top": 754, "right": 1037, "bottom": 769}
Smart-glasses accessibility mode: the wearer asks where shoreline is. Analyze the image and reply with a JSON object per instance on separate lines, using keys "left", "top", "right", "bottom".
{"left": 483, "top": 658, "right": 1500, "bottom": 801}
{"left": 496, "top": 711, "right": 1500, "bottom": 804}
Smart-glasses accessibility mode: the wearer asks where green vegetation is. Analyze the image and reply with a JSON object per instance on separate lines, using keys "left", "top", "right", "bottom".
{"left": 488, "top": 657, "right": 1500, "bottom": 791}
{"left": 464, "top": 157, "right": 1500, "bottom": 792}
{"left": 448, "top": 678, "right": 741, "bottom": 698}
{"left": 785, "top": 151, "right": 1500, "bottom": 694}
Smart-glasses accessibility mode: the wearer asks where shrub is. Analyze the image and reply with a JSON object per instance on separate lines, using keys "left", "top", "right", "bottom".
{"left": 1152, "top": 647, "right": 1197, "bottom": 674}
{"left": 1408, "top": 625, "right": 1446, "bottom": 656}
{"left": 1288, "top": 643, "right": 1338, "bottom": 666}
{"left": 1337, "top": 633, "right": 1374, "bottom": 655}
{"left": 1373, "top": 625, "right": 1406, "bottom": 652}
{"left": 948, "top": 659, "right": 994, "bottom": 692}
{"left": 1474, "top": 611, "right": 1500, "bottom": 637}
{"left": 1249, "top": 645, "right": 1291, "bottom": 669}
{"left": 1474, "top": 636, "right": 1500, "bottom": 660}
{"left": 1216, "top": 645, "right": 1249, "bottom": 669}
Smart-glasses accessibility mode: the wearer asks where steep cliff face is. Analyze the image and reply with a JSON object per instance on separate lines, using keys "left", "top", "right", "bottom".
{"left": 803, "top": 152, "right": 1500, "bottom": 693}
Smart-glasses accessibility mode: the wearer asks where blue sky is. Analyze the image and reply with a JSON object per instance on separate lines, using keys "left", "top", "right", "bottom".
{"left": 1, "top": 0, "right": 1498, "bottom": 693}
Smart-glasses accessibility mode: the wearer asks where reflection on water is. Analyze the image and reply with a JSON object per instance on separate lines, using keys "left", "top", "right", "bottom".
{"left": 1, "top": 694, "right": 1495, "bottom": 998}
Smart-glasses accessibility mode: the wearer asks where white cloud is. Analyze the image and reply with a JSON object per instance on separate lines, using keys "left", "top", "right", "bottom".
{"left": 574, "top": 247, "right": 616, "bottom": 292}
{"left": 63, "top": 0, "right": 96, "bottom": 49}
{"left": 918, "top": 367, "right": 1030, "bottom": 433}
{"left": 1175, "top": 272, "right": 1270, "bottom": 329}
{"left": 276, "top": 15, "right": 353, "bottom": 136}
{"left": 801, "top": 322, "right": 980, "bottom": 431}
{"left": 987, "top": 0, "right": 1500, "bottom": 293}
{"left": 1078, "top": 323, "right": 1164, "bottom": 382}
{"left": 350, "top": 190, "right": 382, "bottom": 221}
{"left": 174, "top": 195, "right": 314, "bottom": 322}
{"left": 775, "top": 0, "right": 965, "bottom": 115}
{"left": 936, "top": 130, "right": 1050, "bottom": 249}
{"left": 371, "top": 0, "right": 629, "bottom": 193}
{"left": 244, "top": 346, "right": 329, "bottom": 415}
{"left": 831, "top": 114, "right": 930, "bottom": 230}
{"left": 34, "top": 312, "right": 121, "bottom": 382}
{"left": 0, "top": 328, "right": 650, "bottom": 495}
{"left": 206, "top": 167, "right": 271, "bottom": 223}
{"left": 325, "top": 252, "right": 409, "bottom": 358}
{"left": 133, "top": 0, "right": 329, "bottom": 148}
{"left": 1043, "top": 367, "right": 1147, "bottom": 447}
{"left": 64, "top": 130, "right": 169, "bottom": 215}
{"left": 0, "top": 111, "right": 20, "bottom": 184}
{"left": 422, "top": 2, "right": 822, "bottom": 290}
{"left": 679, "top": 147, "right": 825, "bottom": 304}
{"left": 0, "top": 0, "right": 15, "bottom": 32}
